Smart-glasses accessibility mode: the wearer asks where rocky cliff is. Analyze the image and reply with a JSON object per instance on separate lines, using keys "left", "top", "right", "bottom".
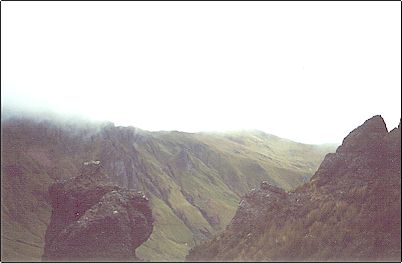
{"left": 187, "top": 115, "right": 401, "bottom": 261}
{"left": 42, "top": 161, "right": 153, "bottom": 261}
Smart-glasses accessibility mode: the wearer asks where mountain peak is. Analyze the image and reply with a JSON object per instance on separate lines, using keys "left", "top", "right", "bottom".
{"left": 336, "top": 115, "right": 388, "bottom": 154}
{"left": 311, "top": 115, "right": 392, "bottom": 185}
{"left": 188, "top": 114, "right": 401, "bottom": 261}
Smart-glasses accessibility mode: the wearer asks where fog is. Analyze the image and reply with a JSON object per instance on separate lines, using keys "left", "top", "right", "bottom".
{"left": 2, "top": 2, "right": 401, "bottom": 144}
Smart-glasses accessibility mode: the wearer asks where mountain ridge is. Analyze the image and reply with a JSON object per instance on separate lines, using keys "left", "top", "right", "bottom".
{"left": 1, "top": 112, "right": 335, "bottom": 261}
{"left": 187, "top": 115, "right": 401, "bottom": 261}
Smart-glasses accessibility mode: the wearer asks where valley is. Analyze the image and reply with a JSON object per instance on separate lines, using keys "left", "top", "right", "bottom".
{"left": 1, "top": 114, "right": 335, "bottom": 261}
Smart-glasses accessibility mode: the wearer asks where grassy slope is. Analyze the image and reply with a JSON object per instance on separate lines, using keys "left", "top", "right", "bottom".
{"left": 187, "top": 124, "right": 401, "bottom": 262}
{"left": 1, "top": 117, "right": 335, "bottom": 261}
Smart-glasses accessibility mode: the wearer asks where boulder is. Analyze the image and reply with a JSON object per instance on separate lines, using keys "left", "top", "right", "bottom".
{"left": 42, "top": 161, "right": 153, "bottom": 261}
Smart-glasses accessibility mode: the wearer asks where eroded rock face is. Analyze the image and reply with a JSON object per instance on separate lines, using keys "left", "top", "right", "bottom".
{"left": 336, "top": 115, "right": 388, "bottom": 154}
{"left": 230, "top": 181, "right": 289, "bottom": 233}
{"left": 42, "top": 161, "right": 153, "bottom": 261}
{"left": 187, "top": 115, "right": 401, "bottom": 261}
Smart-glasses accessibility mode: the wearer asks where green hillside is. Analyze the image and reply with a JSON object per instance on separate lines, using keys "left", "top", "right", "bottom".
{"left": 1, "top": 115, "right": 335, "bottom": 261}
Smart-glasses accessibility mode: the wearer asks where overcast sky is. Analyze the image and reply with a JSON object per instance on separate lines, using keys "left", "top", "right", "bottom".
{"left": 2, "top": 2, "right": 401, "bottom": 144}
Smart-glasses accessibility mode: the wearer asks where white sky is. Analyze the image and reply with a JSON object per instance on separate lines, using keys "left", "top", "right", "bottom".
{"left": 1, "top": 1, "right": 401, "bottom": 144}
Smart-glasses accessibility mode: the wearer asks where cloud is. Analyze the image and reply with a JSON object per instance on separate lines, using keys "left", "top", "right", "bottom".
{"left": 2, "top": 2, "right": 401, "bottom": 144}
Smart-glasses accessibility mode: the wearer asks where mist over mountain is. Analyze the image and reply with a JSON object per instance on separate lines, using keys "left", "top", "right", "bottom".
{"left": 1, "top": 110, "right": 334, "bottom": 261}
{"left": 2, "top": 2, "right": 400, "bottom": 262}
{"left": 187, "top": 115, "right": 401, "bottom": 261}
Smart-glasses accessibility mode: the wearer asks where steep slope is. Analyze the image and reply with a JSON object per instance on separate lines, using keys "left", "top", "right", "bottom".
{"left": 1, "top": 114, "right": 334, "bottom": 261}
{"left": 187, "top": 115, "right": 401, "bottom": 261}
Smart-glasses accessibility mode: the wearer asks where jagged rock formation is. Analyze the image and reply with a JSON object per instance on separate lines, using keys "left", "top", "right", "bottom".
{"left": 187, "top": 115, "right": 401, "bottom": 261}
{"left": 42, "top": 161, "right": 153, "bottom": 261}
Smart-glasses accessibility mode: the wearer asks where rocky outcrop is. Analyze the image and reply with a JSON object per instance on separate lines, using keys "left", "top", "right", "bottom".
{"left": 42, "top": 161, "right": 153, "bottom": 261}
{"left": 230, "top": 181, "right": 289, "bottom": 233}
{"left": 187, "top": 115, "right": 401, "bottom": 261}
{"left": 336, "top": 115, "right": 388, "bottom": 154}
